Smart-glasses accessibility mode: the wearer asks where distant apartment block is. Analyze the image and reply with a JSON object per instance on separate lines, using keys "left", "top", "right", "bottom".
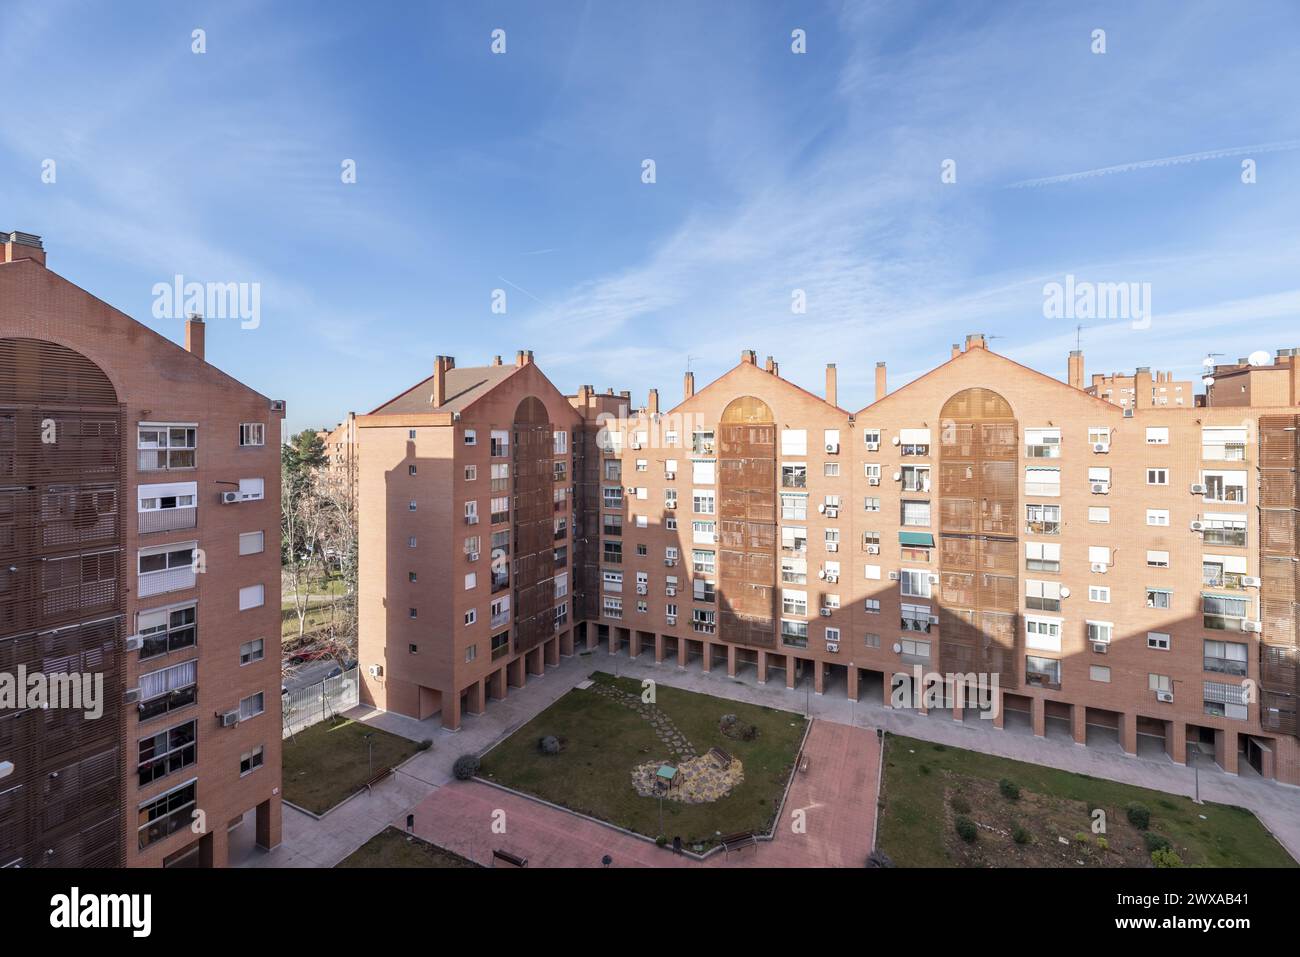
{"left": 356, "top": 338, "right": 1299, "bottom": 785}
{"left": 0, "top": 231, "right": 284, "bottom": 867}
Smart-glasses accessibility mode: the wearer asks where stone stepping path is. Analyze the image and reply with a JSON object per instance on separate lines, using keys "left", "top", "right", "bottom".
{"left": 588, "top": 680, "right": 698, "bottom": 759}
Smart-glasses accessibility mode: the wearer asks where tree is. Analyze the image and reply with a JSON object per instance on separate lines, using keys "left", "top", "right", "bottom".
{"left": 283, "top": 428, "right": 326, "bottom": 478}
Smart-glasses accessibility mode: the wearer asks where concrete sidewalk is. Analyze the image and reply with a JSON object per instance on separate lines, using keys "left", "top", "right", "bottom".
{"left": 240, "top": 643, "right": 1300, "bottom": 867}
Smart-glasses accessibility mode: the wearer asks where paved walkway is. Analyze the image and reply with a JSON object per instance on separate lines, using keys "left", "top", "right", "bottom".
{"left": 241, "top": 643, "right": 1300, "bottom": 867}
{"left": 403, "top": 718, "right": 878, "bottom": 868}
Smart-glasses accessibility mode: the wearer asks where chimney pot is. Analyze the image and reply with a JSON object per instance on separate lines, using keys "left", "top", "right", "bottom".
{"left": 875, "top": 362, "right": 887, "bottom": 401}
{"left": 741, "top": 349, "right": 757, "bottom": 365}
{"left": 184, "top": 315, "right": 206, "bottom": 362}
{"left": 764, "top": 356, "right": 775, "bottom": 373}
{"left": 2, "top": 230, "right": 46, "bottom": 267}
{"left": 683, "top": 371, "right": 695, "bottom": 400}
{"left": 951, "top": 343, "right": 961, "bottom": 358}
{"left": 825, "top": 364, "right": 838, "bottom": 406}
{"left": 492, "top": 355, "right": 502, "bottom": 366}
{"left": 516, "top": 350, "right": 527, "bottom": 367}
{"left": 1068, "top": 349, "right": 1084, "bottom": 389}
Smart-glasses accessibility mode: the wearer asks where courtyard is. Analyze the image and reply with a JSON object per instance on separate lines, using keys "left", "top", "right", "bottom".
{"left": 283, "top": 716, "right": 427, "bottom": 815}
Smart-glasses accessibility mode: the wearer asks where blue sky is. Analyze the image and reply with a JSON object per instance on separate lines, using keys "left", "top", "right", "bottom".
{"left": 4, "top": 0, "right": 1299, "bottom": 435}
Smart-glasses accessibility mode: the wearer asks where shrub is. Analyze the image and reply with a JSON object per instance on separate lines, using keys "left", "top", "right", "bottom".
{"left": 955, "top": 816, "right": 978, "bottom": 843}
{"left": 950, "top": 794, "right": 971, "bottom": 815}
{"left": 1144, "top": 833, "right": 1172, "bottom": 854}
{"left": 1011, "top": 825, "right": 1031, "bottom": 845}
{"left": 919, "top": 764, "right": 931, "bottom": 776}
{"left": 1074, "top": 832, "right": 1091, "bottom": 845}
{"left": 1126, "top": 803, "right": 1151, "bottom": 830}
{"left": 1097, "top": 837, "right": 1109, "bottom": 852}
{"left": 933, "top": 744, "right": 947, "bottom": 752}
{"left": 452, "top": 754, "right": 480, "bottom": 780}
{"left": 865, "top": 850, "right": 895, "bottom": 868}
{"left": 655, "top": 835, "right": 668, "bottom": 847}
{"left": 1151, "top": 848, "right": 1183, "bottom": 868}
{"left": 998, "top": 778, "right": 1021, "bottom": 801}
{"left": 416, "top": 739, "right": 433, "bottom": 752}
{"left": 538, "top": 735, "right": 562, "bottom": 755}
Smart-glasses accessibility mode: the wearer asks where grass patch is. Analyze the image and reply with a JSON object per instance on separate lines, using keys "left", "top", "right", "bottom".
{"left": 479, "top": 672, "right": 806, "bottom": 848}
{"left": 283, "top": 717, "right": 423, "bottom": 815}
{"left": 877, "top": 734, "right": 1295, "bottom": 868}
{"left": 336, "top": 826, "right": 479, "bottom": 868}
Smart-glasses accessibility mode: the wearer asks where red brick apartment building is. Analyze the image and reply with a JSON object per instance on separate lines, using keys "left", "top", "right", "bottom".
{"left": 357, "top": 334, "right": 1300, "bottom": 786}
{"left": 0, "top": 231, "right": 283, "bottom": 867}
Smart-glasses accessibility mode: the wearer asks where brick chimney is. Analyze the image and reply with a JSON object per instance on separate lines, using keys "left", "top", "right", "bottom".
{"left": 764, "top": 355, "right": 775, "bottom": 373}
{"left": 648, "top": 388, "right": 659, "bottom": 415}
{"left": 492, "top": 355, "right": 503, "bottom": 366}
{"left": 875, "top": 362, "right": 887, "bottom": 401}
{"left": 433, "top": 355, "right": 454, "bottom": 407}
{"left": 2, "top": 231, "right": 45, "bottom": 267}
{"left": 951, "top": 343, "right": 961, "bottom": 359}
{"left": 741, "top": 349, "right": 757, "bottom": 365}
{"left": 683, "top": 371, "right": 695, "bottom": 400}
{"left": 1133, "top": 367, "right": 1153, "bottom": 409}
{"left": 1068, "top": 350, "right": 1084, "bottom": 389}
{"left": 515, "top": 350, "right": 527, "bottom": 367}
{"left": 965, "top": 333, "right": 987, "bottom": 350}
{"left": 825, "top": 364, "right": 838, "bottom": 406}
{"left": 184, "top": 315, "right": 205, "bottom": 362}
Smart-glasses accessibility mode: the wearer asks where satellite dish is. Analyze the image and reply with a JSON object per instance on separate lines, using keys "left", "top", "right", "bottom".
{"left": 1248, "top": 350, "right": 1272, "bottom": 367}
{"left": 1202, "top": 376, "right": 1215, "bottom": 387}
{"left": 1059, "top": 586, "right": 1071, "bottom": 599}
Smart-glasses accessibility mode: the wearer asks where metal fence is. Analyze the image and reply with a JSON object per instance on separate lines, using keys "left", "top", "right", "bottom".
{"left": 282, "top": 667, "right": 359, "bottom": 737}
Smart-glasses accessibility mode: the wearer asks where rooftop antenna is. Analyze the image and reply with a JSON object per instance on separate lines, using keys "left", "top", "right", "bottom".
{"left": 1076, "top": 324, "right": 1083, "bottom": 351}
{"left": 686, "top": 355, "right": 702, "bottom": 372}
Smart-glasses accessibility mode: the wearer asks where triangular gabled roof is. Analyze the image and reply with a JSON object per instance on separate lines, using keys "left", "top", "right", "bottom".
{"left": 664, "top": 358, "right": 848, "bottom": 418}
{"left": 369, "top": 363, "right": 520, "bottom": 416}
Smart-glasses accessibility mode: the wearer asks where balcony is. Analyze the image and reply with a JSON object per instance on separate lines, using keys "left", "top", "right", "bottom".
{"left": 1202, "top": 572, "right": 1246, "bottom": 591}
{"left": 139, "top": 507, "right": 197, "bottom": 535}
{"left": 900, "top": 615, "right": 932, "bottom": 633}
{"left": 138, "top": 566, "right": 196, "bottom": 597}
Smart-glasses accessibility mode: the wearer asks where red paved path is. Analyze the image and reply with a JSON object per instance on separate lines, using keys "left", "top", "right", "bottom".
{"left": 402, "top": 719, "right": 878, "bottom": 867}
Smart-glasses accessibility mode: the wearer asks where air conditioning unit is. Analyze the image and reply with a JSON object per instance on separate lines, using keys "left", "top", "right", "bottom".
{"left": 826, "top": 574, "right": 839, "bottom": 584}
{"left": 665, "top": 501, "right": 676, "bottom": 509}
{"left": 712, "top": 534, "right": 721, "bottom": 543}
{"left": 665, "top": 471, "right": 675, "bottom": 480}
{"left": 825, "top": 443, "right": 839, "bottom": 454}
{"left": 368, "top": 664, "right": 384, "bottom": 678}
{"left": 826, "top": 542, "right": 839, "bottom": 553}
{"left": 666, "top": 616, "right": 677, "bottom": 626}
{"left": 1090, "top": 562, "right": 1108, "bottom": 573}
{"left": 1189, "top": 520, "right": 1206, "bottom": 532}
{"left": 665, "top": 586, "right": 677, "bottom": 596}
{"left": 1090, "top": 482, "right": 1109, "bottom": 494}
{"left": 888, "top": 571, "right": 900, "bottom": 581}
{"left": 665, "top": 559, "right": 677, "bottom": 566}
{"left": 892, "top": 472, "right": 902, "bottom": 482}
{"left": 1123, "top": 408, "right": 1135, "bottom": 418}
{"left": 630, "top": 442, "right": 641, "bottom": 450}
{"left": 1092, "top": 442, "right": 1109, "bottom": 453}
{"left": 221, "top": 490, "right": 240, "bottom": 504}
{"left": 865, "top": 441, "right": 880, "bottom": 451}
{"left": 465, "top": 515, "right": 479, "bottom": 525}
{"left": 270, "top": 399, "right": 286, "bottom": 413}
{"left": 819, "top": 608, "right": 832, "bottom": 617}
{"left": 868, "top": 477, "right": 880, "bottom": 486}
{"left": 124, "top": 687, "right": 141, "bottom": 704}
{"left": 220, "top": 710, "right": 240, "bottom": 728}
{"left": 1243, "top": 620, "right": 1262, "bottom": 633}
{"left": 635, "top": 585, "right": 647, "bottom": 596}
{"left": 1156, "top": 690, "right": 1174, "bottom": 703}
{"left": 927, "top": 573, "right": 940, "bottom": 585}
{"left": 1190, "top": 483, "right": 1208, "bottom": 495}
{"left": 1091, "top": 641, "right": 1109, "bottom": 654}
{"left": 867, "top": 545, "right": 880, "bottom": 555}
{"left": 826, "top": 507, "right": 838, "bottom": 518}
{"left": 826, "top": 642, "right": 839, "bottom": 653}
{"left": 124, "top": 634, "right": 143, "bottom": 653}
{"left": 467, "top": 552, "right": 480, "bottom": 562}
{"left": 1243, "top": 576, "right": 1261, "bottom": 588}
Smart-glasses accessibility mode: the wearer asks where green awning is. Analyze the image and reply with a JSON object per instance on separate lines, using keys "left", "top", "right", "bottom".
{"left": 899, "top": 531, "right": 935, "bottom": 547}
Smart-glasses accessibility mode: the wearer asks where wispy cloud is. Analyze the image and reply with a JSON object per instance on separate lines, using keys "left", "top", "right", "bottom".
{"left": 1005, "top": 139, "right": 1300, "bottom": 189}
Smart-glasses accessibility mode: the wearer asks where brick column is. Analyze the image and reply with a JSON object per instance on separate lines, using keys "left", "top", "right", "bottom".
{"left": 727, "top": 644, "right": 737, "bottom": 678}
{"left": 677, "top": 637, "right": 689, "bottom": 670}
{"left": 786, "top": 657, "right": 798, "bottom": 689}
{"left": 1119, "top": 712, "right": 1137, "bottom": 756}
{"left": 1071, "top": 703, "right": 1087, "bottom": 745}
{"left": 1031, "top": 696, "right": 1046, "bottom": 738}
{"left": 255, "top": 796, "right": 282, "bottom": 851}
{"left": 490, "top": 666, "right": 508, "bottom": 701}
{"left": 701, "top": 641, "right": 712, "bottom": 673}
{"left": 629, "top": 632, "right": 642, "bottom": 659}
{"left": 442, "top": 689, "right": 462, "bottom": 731}
{"left": 846, "top": 666, "right": 859, "bottom": 702}
{"left": 990, "top": 691, "right": 1005, "bottom": 729}
{"left": 757, "top": 650, "right": 768, "bottom": 684}
{"left": 545, "top": 638, "right": 560, "bottom": 667}
{"left": 466, "top": 678, "right": 486, "bottom": 716}
{"left": 527, "top": 647, "right": 545, "bottom": 677}
{"left": 1215, "top": 728, "right": 1239, "bottom": 774}
{"left": 507, "top": 655, "right": 526, "bottom": 689}
{"left": 1166, "top": 720, "right": 1186, "bottom": 765}
{"left": 560, "top": 629, "right": 574, "bottom": 657}
{"left": 654, "top": 634, "right": 665, "bottom": 665}
{"left": 813, "top": 660, "right": 824, "bottom": 695}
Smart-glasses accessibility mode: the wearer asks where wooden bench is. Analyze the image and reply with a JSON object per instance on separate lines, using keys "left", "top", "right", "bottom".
{"left": 708, "top": 746, "right": 733, "bottom": 768}
{"left": 719, "top": 831, "right": 756, "bottom": 853}
{"left": 492, "top": 848, "right": 528, "bottom": 868}
{"left": 364, "top": 767, "right": 393, "bottom": 791}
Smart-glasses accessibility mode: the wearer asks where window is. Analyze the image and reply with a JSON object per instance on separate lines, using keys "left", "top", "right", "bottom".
{"left": 464, "top": 465, "right": 477, "bottom": 481}
{"left": 1086, "top": 620, "right": 1113, "bottom": 644}
{"left": 692, "top": 491, "right": 715, "bottom": 514}
{"left": 1089, "top": 666, "right": 1111, "bottom": 683}
{"left": 693, "top": 609, "right": 717, "bottom": 634}
{"left": 490, "top": 596, "right": 510, "bottom": 628}
{"left": 1146, "top": 588, "right": 1172, "bottom": 609}
{"left": 901, "top": 466, "right": 931, "bottom": 492}
{"left": 239, "top": 530, "right": 264, "bottom": 555}
{"left": 691, "top": 430, "right": 715, "bottom": 455}
{"left": 635, "top": 459, "right": 647, "bottom": 472}
{"left": 899, "top": 568, "right": 931, "bottom": 599}
{"left": 465, "top": 572, "right": 477, "bottom": 590}
{"left": 1202, "top": 427, "right": 1247, "bottom": 462}
{"left": 899, "top": 428, "right": 930, "bottom": 456}
{"left": 1088, "top": 427, "right": 1110, "bottom": 449}
{"left": 490, "top": 430, "right": 509, "bottom": 456}
{"left": 1148, "top": 673, "right": 1172, "bottom": 693}
{"left": 1025, "top": 541, "right": 1061, "bottom": 572}
{"left": 901, "top": 501, "right": 931, "bottom": 527}
{"left": 1087, "top": 467, "right": 1111, "bottom": 493}
{"left": 408, "top": 464, "right": 418, "bottom": 476}
{"left": 1025, "top": 616, "right": 1062, "bottom": 652}
{"left": 692, "top": 460, "right": 716, "bottom": 484}
{"left": 1202, "top": 594, "right": 1250, "bottom": 631}
{"left": 825, "top": 627, "right": 841, "bottom": 643}
{"left": 491, "top": 632, "right": 509, "bottom": 660}
{"left": 1146, "top": 467, "right": 1169, "bottom": 486}
{"left": 1147, "top": 632, "right": 1171, "bottom": 651}
{"left": 464, "top": 429, "right": 477, "bottom": 446}
{"left": 553, "top": 430, "right": 568, "bottom": 455}
{"left": 408, "top": 500, "right": 417, "bottom": 512}
{"left": 137, "top": 780, "right": 197, "bottom": 849}
{"left": 781, "top": 527, "right": 807, "bottom": 553}
{"left": 1145, "top": 427, "right": 1169, "bottom": 445}
{"left": 465, "top": 645, "right": 477, "bottom": 663}
{"left": 409, "top": 429, "right": 417, "bottom": 440}
{"left": 1202, "top": 470, "right": 1247, "bottom": 504}
{"left": 780, "top": 429, "right": 807, "bottom": 457}
{"left": 1025, "top": 428, "right": 1061, "bottom": 458}
{"left": 138, "top": 481, "right": 197, "bottom": 516}
{"left": 239, "top": 692, "right": 265, "bottom": 720}
{"left": 238, "top": 584, "right": 265, "bottom": 610}
{"left": 409, "top": 607, "right": 418, "bottom": 619}
{"left": 408, "top": 536, "right": 418, "bottom": 548}
{"left": 1146, "top": 509, "right": 1170, "bottom": 527}
{"left": 781, "top": 620, "right": 808, "bottom": 648}
{"left": 1203, "top": 681, "right": 1249, "bottom": 720}
{"left": 1204, "top": 639, "right": 1248, "bottom": 676}
{"left": 781, "top": 589, "right": 808, "bottom": 617}
{"left": 1146, "top": 550, "right": 1170, "bottom": 568}
{"left": 1025, "top": 467, "right": 1060, "bottom": 497}
{"left": 862, "top": 429, "right": 881, "bottom": 449}
{"left": 780, "top": 493, "right": 808, "bottom": 520}
{"left": 864, "top": 599, "right": 880, "bottom": 614}
{"left": 137, "top": 719, "right": 197, "bottom": 785}
{"left": 1088, "top": 546, "right": 1112, "bottom": 569}
{"left": 1202, "top": 554, "right": 1248, "bottom": 589}
{"left": 863, "top": 496, "right": 880, "bottom": 512}
{"left": 1088, "top": 585, "right": 1110, "bottom": 603}
{"left": 900, "top": 602, "right": 931, "bottom": 632}
{"left": 240, "top": 745, "right": 265, "bottom": 776}
{"left": 138, "top": 660, "right": 197, "bottom": 721}
{"left": 899, "top": 638, "right": 930, "bottom": 661}
{"left": 824, "top": 462, "right": 841, "bottom": 477}
{"left": 781, "top": 464, "right": 807, "bottom": 489}
{"left": 137, "top": 604, "right": 197, "bottom": 659}
{"left": 1088, "top": 506, "right": 1110, "bottom": 523}
{"left": 1025, "top": 504, "right": 1060, "bottom": 535}
{"left": 1202, "top": 513, "right": 1247, "bottom": 547}
{"left": 864, "top": 632, "right": 881, "bottom": 647}
{"left": 490, "top": 497, "right": 509, "bottom": 524}
{"left": 239, "top": 423, "right": 265, "bottom": 447}
{"left": 1026, "top": 655, "right": 1061, "bottom": 687}
{"left": 603, "top": 570, "right": 624, "bottom": 593}
{"left": 137, "top": 424, "right": 197, "bottom": 471}
{"left": 239, "top": 638, "right": 264, "bottom": 665}
{"left": 237, "top": 477, "right": 264, "bottom": 501}
{"left": 692, "top": 550, "right": 716, "bottom": 574}
{"left": 1024, "top": 579, "right": 1061, "bottom": 612}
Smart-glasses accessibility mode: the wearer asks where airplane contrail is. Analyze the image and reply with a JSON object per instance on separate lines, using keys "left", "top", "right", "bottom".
{"left": 1005, "top": 139, "right": 1300, "bottom": 188}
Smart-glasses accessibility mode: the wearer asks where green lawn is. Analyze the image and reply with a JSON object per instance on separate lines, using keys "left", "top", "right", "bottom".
{"left": 877, "top": 734, "right": 1296, "bottom": 868}
{"left": 283, "top": 717, "right": 425, "bottom": 815}
{"left": 336, "top": 826, "right": 479, "bottom": 868}
{"left": 479, "top": 672, "right": 807, "bottom": 848}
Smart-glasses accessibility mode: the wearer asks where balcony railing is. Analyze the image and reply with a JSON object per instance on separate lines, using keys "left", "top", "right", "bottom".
{"left": 900, "top": 616, "right": 932, "bottom": 633}
{"left": 1202, "top": 572, "right": 1246, "bottom": 590}
{"left": 139, "top": 507, "right": 197, "bottom": 534}
{"left": 138, "top": 567, "right": 196, "bottom": 598}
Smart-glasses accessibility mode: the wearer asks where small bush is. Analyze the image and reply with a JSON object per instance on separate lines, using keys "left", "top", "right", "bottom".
{"left": 950, "top": 794, "right": 971, "bottom": 815}
{"left": 655, "top": 835, "right": 668, "bottom": 847}
{"left": 1151, "top": 847, "right": 1183, "bottom": 868}
{"left": 1144, "top": 832, "right": 1172, "bottom": 854}
{"left": 1126, "top": 803, "right": 1151, "bottom": 830}
{"left": 933, "top": 744, "right": 947, "bottom": 752}
{"left": 865, "top": 850, "right": 895, "bottom": 868}
{"left": 955, "top": 816, "right": 978, "bottom": 843}
{"left": 919, "top": 764, "right": 931, "bottom": 776}
{"left": 1011, "top": 825, "right": 1031, "bottom": 845}
{"left": 452, "top": 754, "right": 480, "bottom": 780}
{"left": 538, "top": 735, "right": 562, "bottom": 755}
{"left": 1074, "top": 831, "right": 1091, "bottom": 845}
{"left": 416, "top": 739, "right": 433, "bottom": 752}
{"left": 998, "top": 778, "right": 1021, "bottom": 801}
{"left": 1097, "top": 837, "right": 1109, "bottom": 852}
